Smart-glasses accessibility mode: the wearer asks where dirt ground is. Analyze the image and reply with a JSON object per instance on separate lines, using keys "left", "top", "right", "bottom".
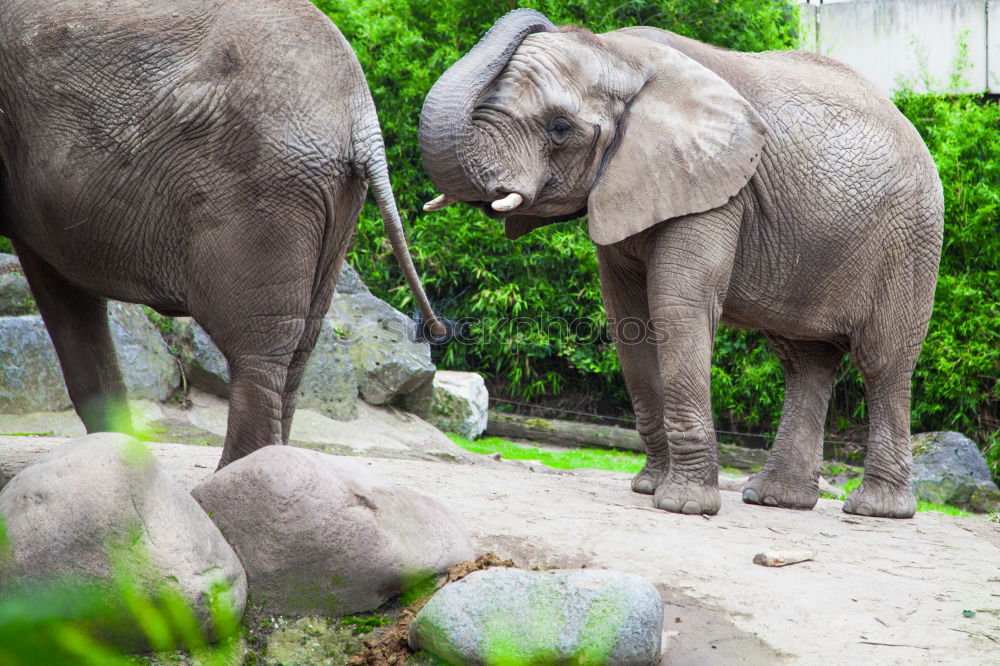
{"left": 1, "top": 408, "right": 998, "bottom": 664}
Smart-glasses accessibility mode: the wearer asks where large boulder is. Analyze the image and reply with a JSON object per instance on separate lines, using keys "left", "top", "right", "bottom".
{"left": 911, "top": 431, "right": 1000, "bottom": 511}
{"left": 427, "top": 371, "right": 489, "bottom": 439}
{"left": 329, "top": 264, "right": 434, "bottom": 407}
{"left": 192, "top": 445, "right": 473, "bottom": 616}
{"left": 0, "top": 304, "right": 179, "bottom": 414}
{"left": 410, "top": 568, "right": 664, "bottom": 666}
{"left": 0, "top": 433, "right": 246, "bottom": 650}
{"left": 0, "top": 254, "right": 35, "bottom": 316}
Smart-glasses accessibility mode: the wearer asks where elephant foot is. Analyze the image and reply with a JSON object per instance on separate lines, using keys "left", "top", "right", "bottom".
{"left": 842, "top": 479, "right": 916, "bottom": 518}
{"left": 653, "top": 476, "right": 721, "bottom": 515}
{"left": 741, "top": 469, "right": 818, "bottom": 510}
{"left": 631, "top": 463, "right": 668, "bottom": 495}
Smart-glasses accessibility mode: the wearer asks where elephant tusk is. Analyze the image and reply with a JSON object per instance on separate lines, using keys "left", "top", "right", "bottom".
{"left": 491, "top": 192, "right": 523, "bottom": 212}
{"left": 422, "top": 194, "right": 457, "bottom": 211}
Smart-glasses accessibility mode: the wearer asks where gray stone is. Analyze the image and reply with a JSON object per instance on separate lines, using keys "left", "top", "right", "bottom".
{"left": 0, "top": 316, "right": 73, "bottom": 413}
{"left": 0, "top": 255, "right": 35, "bottom": 316}
{"left": 192, "top": 445, "right": 473, "bottom": 616}
{"left": 427, "top": 371, "right": 489, "bottom": 439}
{"left": 174, "top": 318, "right": 230, "bottom": 398}
{"left": 328, "top": 288, "right": 434, "bottom": 406}
{"left": 0, "top": 433, "right": 246, "bottom": 650}
{"left": 108, "top": 303, "right": 180, "bottom": 402}
{"left": 296, "top": 319, "right": 358, "bottom": 421}
{"left": 0, "top": 304, "right": 179, "bottom": 414}
{"left": 911, "top": 431, "right": 1000, "bottom": 510}
{"left": 334, "top": 262, "right": 369, "bottom": 296}
{"left": 409, "top": 568, "right": 663, "bottom": 666}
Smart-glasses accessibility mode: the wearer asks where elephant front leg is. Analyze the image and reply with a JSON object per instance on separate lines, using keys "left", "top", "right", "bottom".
{"left": 597, "top": 247, "right": 669, "bottom": 495}
{"left": 651, "top": 333, "right": 721, "bottom": 516}
{"left": 643, "top": 220, "right": 739, "bottom": 516}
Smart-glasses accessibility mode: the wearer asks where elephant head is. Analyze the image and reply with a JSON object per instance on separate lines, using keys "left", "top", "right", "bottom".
{"left": 419, "top": 10, "right": 766, "bottom": 244}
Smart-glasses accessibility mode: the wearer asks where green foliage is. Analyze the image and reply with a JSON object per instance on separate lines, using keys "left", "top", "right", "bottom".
{"left": 0, "top": 237, "right": 13, "bottom": 255}
{"left": 312, "top": 0, "right": 797, "bottom": 405}
{"left": 0, "top": 518, "right": 242, "bottom": 665}
{"left": 893, "top": 91, "right": 1000, "bottom": 475}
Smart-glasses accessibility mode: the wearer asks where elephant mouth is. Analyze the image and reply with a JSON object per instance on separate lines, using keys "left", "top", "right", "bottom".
{"left": 476, "top": 203, "right": 511, "bottom": 220}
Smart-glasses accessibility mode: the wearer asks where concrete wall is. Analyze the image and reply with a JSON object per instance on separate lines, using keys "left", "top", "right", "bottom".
{"left": 798, "top": 0, "right": 998, "bottom": 94}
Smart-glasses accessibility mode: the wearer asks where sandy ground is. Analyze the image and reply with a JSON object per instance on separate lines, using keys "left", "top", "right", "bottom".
{"left": 1, "top": 398, "right": 998, "bottom": 664}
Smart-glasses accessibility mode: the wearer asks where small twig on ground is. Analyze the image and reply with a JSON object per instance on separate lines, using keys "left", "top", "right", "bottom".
{"left": 859, "top": 641, "right": 929, "bottom": 649}
{"left": 949, "top": 628, "right": 1000, "bottom": 644}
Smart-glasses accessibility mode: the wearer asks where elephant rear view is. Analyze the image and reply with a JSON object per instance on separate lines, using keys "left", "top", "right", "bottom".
{"left": 419, "top": 10, "right": 943, "bottom": 518}
{"left": 0, "top": 0, "right": 443, "bottom": 466}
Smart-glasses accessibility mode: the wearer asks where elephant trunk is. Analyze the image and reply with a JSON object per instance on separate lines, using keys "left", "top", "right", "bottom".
{"left": 419, "top": 9, "right": 553, "bottom": 199}
{"left": 358, "top": 136, "right": 446, "bottom": 339}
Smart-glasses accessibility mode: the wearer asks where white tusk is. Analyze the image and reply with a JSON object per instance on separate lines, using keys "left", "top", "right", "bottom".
{"left": 491, "top": 192, "right": 523, "bottom": 212}
{"left": 423, "top": 194, "right": 457, "bottom": 211}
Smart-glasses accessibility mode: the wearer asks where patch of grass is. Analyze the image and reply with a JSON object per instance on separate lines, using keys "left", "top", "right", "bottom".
{"left": 446, "top": 435, "right": 645, "bottom": 475}
{"left": 339, "top": 614, "right": 392, "bottom": 636}
{"left": 916, "top": 501, "right": 972, "bottom": 517}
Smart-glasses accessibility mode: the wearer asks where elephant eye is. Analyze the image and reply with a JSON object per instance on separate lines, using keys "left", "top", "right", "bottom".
{"left": 547, "top": 117, "right": 573, "bottom": 145}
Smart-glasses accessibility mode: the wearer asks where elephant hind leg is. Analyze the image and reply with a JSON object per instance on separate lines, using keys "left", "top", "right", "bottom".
{"left": 279, "top": 184, "right": 362, "bottom": 442}
{"left": 742, "top": 336, "right": 843, "bottom": 510}
{"left": 213, "top": 320, "right": 300, "bottom": 469}
{"left": 842, "top": 341, "right": 920, "bottom": 519}
{"left": 12, "top": 241, "right": 132, "bottom": 433}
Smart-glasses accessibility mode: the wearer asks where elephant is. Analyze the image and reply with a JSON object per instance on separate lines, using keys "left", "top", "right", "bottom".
{"left": 418, "top": 10, "right": 943, "bottom": 517}
{"left": 0, "top": 0, "right": 444, "bottom": 467}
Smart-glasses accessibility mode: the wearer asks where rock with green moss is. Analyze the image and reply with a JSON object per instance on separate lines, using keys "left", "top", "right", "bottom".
{"left": 409, "top": 568, "right": 663, "bottom": 666}
{"left": 911, "top": 431, "right": 999, "bottom": 511}
{"left": 427, "top": 371, "right": 488, "bottom": 439}
{"left": 0, "top": 254, "right": 35, "bottom": 316}
{"left": 327, "top": 266, "right": 434, "bottom": 407}
{"left": 265, "top": 616, "right": 362, "bottom": 666}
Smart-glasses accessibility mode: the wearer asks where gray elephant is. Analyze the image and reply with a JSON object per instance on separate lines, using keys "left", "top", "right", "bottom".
{"left": 419, "top": 10, "right": 943, "bottom": 517}
{"left": 0, "top": 0, "right": 444, "bottom": 467}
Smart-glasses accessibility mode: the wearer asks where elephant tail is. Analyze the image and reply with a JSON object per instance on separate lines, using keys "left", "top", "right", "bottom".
{"left": 355, "top": 131, "right": 447, "bottom": 339}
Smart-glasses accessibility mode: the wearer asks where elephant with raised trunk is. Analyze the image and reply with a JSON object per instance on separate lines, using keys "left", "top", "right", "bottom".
{"left": 0, "top": 0, "right": 444, "bottom": 467}
{"left": 419, "top": 10, "right": 943, "bottom": 517}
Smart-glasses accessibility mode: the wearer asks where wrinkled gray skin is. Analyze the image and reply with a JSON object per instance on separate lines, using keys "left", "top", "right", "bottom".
{"left": 420, "top": 10, "right": 943, "bottom": 517}
{"left": 0, "top": 0, "right": 443, "bottom": 467}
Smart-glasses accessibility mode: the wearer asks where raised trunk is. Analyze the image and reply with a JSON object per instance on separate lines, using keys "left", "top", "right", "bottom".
{"left": 419, "top": 9, "right": 553, "bottom": 199}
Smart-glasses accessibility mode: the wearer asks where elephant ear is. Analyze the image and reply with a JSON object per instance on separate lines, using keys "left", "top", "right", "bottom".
{"left": 587, "top": 33, "right": 766, "bottom": 246}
